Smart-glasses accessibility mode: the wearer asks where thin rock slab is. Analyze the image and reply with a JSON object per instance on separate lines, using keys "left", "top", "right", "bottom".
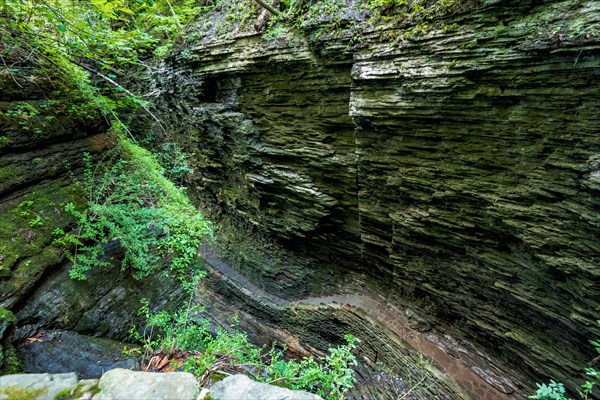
{"left": 209, "top": 374, "right": 323, "bottom": 400}
{"left": 93, "top": 368, "right": 199, "bottom": 400}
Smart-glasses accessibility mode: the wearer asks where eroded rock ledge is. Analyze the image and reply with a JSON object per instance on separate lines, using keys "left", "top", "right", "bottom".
{"left": 136, "top": 0, "right": 600, "bottom": 398}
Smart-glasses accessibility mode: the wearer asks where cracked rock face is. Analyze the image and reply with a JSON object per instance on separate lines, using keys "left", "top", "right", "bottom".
{"left": 136, "top": 0, "right": 600, "bottom": 398}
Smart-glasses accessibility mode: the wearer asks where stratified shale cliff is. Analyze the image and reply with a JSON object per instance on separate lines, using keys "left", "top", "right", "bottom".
{"left": 137, "top": 0, "right": 600, "bottom": 398}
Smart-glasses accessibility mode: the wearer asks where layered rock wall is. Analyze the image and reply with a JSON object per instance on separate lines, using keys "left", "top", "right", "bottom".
{"left": 0, "top": 54, "right": 183, "bottom": 371}
{"left": 0, "top": 58, "right": 112, "bottom": 367}
{"left": 143, "top": 0, "right": 600, "bottom": 397}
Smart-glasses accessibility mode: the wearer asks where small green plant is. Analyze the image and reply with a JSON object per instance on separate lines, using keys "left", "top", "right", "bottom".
{"left": 52, "top": 228, "right": 65, "bottom": 237}
{"left": 131, "top": 299, "right": 360, "bottom": 400}
{"left": 263, "top": 23, "right": 289, "bottom": 41}
{"left": 260, "top": 334, "right": 360, "bottom": 398}
{"left": 2, "top": 103, "right": 39, "bottom": 132}
{"left": 154, "top": 143, "right": 194, "bottom": 184}
{"left": 18, "top": 200, "right": 33, "bottom": 210}
{"left": 531, "top": 381, "right": 570, "bottom": 400}
{"left": 27, "top": 216, "right": 43, "bottom": 228}
{"left": 52, "top": 231, "right": 83, "bottom": 262}
{"left": 17, "top": 200, "right": 45, "bottom": 227}
{"left": 122, "top": 346, "right": 142, "bottom": 358}
{"left": 224, "top": 0, "right": 259, "bottom": 30}
{"left": 130, "top": 298, "right": 210, "bottom": 356}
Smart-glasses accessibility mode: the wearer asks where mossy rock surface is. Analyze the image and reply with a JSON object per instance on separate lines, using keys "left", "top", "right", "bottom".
{"left": 1, "top": 54, "right": 114, "bottom": 312}
{"left": 0, "top": 373, "right": 77, "bottom": 400}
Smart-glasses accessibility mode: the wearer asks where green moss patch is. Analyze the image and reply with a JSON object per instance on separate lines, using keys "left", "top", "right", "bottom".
{"left": 0, "top": 179, "right": 85, "bottom": 307}
{"left": 0, "top": 343, "right": 24, "bottom": 375}
{"left": 0, "top": 307, "right": 16, "bottom": 324}
{"left": 0, "top": 386, "right": 47, "bottom": 400}
{"left": 54, "top": 381, "right": 100, "bottom": 400}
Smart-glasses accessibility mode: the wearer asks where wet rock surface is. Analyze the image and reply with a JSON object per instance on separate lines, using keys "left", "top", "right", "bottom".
{"left": 11, "top": 243, "right": 185, "bottom": 343}
{"left": 134, "top": 1, "right": 600, "bottom": 398}
{"left": 16, "top": 330, "right": 137, "bottom": 379}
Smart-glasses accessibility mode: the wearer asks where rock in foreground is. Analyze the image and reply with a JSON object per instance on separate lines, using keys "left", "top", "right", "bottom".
{"left": 0, "top": 370, "right": 322, "bottom": 400}
{"left": 209, "top": 374, "right": 323, "bottom": 400}
{"left": 94, "top": 369, "right": 199, "bottom": 400}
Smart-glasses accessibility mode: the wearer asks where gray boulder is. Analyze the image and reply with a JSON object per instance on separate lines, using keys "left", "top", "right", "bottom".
{"left": 93, "top": 368, "right": 199, "bottom": 400}
{"left": 0, "top": 372, "right": 78, "bottom": 399}
{"left": 209, "top": 374, "right": 323, "bottom": 400}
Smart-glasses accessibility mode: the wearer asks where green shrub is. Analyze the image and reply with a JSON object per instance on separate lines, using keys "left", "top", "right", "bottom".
{"left": 62, "top": 127, "right": 211, "bottom": 290}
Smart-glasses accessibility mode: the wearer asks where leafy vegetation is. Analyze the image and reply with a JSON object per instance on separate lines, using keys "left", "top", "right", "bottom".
{"left": 56, "top": 125, "right": 211, "bottom": 290}
{"left": 152, "top": 142, "right": 195, "bottom": 184}
{"left": 1, "top": 0, "right": 212, "bottom": 130}
{"left": 130, "top": 298, "right": 361, "bottom": 400}
{"left": 2, "top": 0, "right": 201, "bottom": 66}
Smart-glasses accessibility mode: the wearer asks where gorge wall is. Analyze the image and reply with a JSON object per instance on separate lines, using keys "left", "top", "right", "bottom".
{"left": 0, "top": 53, "right": 184, "bottom": 372}
{"left": 140, "top": 0, "right": 600, "bottom": 398}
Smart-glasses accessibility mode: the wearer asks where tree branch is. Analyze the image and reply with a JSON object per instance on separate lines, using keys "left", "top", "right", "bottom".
{"left": 253, "top": 0, "right": 281, "bottom": 16}
{"left": 74, "top": 61, "right": 167, "bottom": 134}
